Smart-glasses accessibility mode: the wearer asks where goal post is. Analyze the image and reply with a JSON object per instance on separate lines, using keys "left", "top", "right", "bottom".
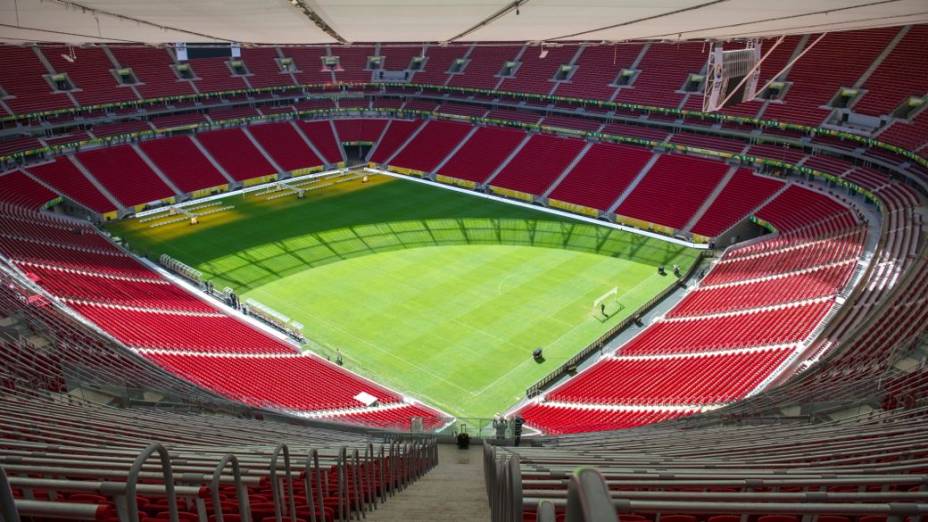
{"left": 592, "top": 287, "right": 622, "bottom": 321}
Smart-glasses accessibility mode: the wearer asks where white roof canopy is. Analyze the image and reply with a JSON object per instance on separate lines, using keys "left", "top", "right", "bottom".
{"left": 1, "top": 0, "right": 926, "bottom": 45}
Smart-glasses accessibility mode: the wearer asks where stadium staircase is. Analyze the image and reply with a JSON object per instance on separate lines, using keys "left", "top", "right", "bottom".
{"left": 365, "top": 444, "right": 490, "bottom": 521}
{"left": 605, "top": 152, "right": 661, "bottom": 214}
{"left": 680, "top": 165, "right": 740, "bottom": 234}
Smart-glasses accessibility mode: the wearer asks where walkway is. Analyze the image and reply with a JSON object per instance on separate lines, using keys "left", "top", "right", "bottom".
{"left": 367, "top": 443, "right": 490, "bottom": 521}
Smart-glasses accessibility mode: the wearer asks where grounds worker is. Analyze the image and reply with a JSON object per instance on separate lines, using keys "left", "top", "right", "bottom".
{"left": 511, "top": 415, "right": 525, "bottom": 447}
{"left": 492, "top": 413, "right": 508, "bottom": 441}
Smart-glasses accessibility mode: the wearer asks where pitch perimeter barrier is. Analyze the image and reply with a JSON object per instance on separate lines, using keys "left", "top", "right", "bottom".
{"left": 524, "top": 251, "right": 706, "bottom": 398}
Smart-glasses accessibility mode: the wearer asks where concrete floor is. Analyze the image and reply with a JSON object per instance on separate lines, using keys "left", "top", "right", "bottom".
{"left": 366, "top": 443, "right": 491, "bottom": 522}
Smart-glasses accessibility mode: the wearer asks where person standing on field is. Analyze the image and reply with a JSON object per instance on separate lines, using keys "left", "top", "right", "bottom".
{"left": 492, "top": 413, "right": 508, "bottom": 441}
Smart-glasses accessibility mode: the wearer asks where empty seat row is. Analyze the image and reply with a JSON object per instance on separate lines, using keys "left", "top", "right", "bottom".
{"left": 145, "top": 352, "right": 401, "bottom": 411}
{"left": 620, "top": 301, "right": 833, "bottom": 356}
{"left": 547, "top": 348, "right": 792, "bottom": 405}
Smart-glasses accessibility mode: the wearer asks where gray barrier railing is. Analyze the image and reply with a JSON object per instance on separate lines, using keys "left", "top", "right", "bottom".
{"left": 486, "top": 442, "right": 928, "bottom": 522}
{"left": 5, "top": 437, "right": 438, "bottom": 522}
{"left": 0, "top": 466, "right": 19, "bottom": 522}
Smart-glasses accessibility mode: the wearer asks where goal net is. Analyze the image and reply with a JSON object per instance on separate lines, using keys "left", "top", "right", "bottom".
{"left": 592, "top": 287, "right": 622, "bottom": 321}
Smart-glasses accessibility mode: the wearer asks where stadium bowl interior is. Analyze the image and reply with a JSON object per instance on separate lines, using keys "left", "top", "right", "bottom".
{"left": 1, "top": 2, "right": 927, "bottom": 520}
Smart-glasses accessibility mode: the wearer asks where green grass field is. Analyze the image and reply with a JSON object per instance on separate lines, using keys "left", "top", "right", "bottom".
{"left": 109, "top": 174, "right": 698, "bottom": 419}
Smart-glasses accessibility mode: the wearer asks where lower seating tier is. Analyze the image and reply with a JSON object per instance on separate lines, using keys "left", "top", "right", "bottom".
{"left": 690, "top": 170, "right": 785, "bottom": 237}
{"left": 0, "top": 234, "right": 154, "bottom": 279}
{"left": 389, "top": 120, "right": 472, "bottom": 173}
{"left": 0, "top": 171, "right": 57, "bottom": 208}
{"left": 548, "top": 142, "right": 655, "bottom": 211}
{"left": 437, "top": 126, "right": 526, "bottom": 183}
{"left": 755, "top": 185, "right": 855, "bottom": 233}
{"left": 248, "top": 121, "right": 324, "bottom": 172}
{"left": 195, "top": 128, "right": 276, "bottom": 182}
{"left": 669, "top": 262, "right": 855, "bottom": 317}
{"left": 144, "top": 352, "right": 402, "bottom": 412}
{"left": 705, "top": 229, "right": 865, "bottom": 285}
{"left": 69, "top": 302, "right": 295, "bottom": 354}
{"left": 490, "top": 134, "right": 586, "bottom": 195}
{"left": 616, "top": 154, "right": 729, "bottom": 230}
{"left": 75, "top": 145, "right": 174, "bottom": 208}
{"left": 518, "top": 403, "right": 696, "bottom": 435}
{"left": 2, "top": 213, "right": 114, "bottom": 251}
{"left": 322, "top": 403, "right": 446, "bottom": 431}
{"left": 18, "top": 262, "right": 215, "bottom": 312}
{"left": 547, "top": 348, "right": 793, "bottom": 405}
{"left": 138, "top": 136, "right": 230, "bottom": 193}
{"left": 25, "top": 158, "right": 116, "bottom": 213}
{"left": 619, "top": 300, "right": 833, "bottom": 356}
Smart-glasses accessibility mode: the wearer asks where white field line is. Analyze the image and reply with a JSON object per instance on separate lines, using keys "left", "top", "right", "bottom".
{"left": 366, "top": 168, "right": 709, "bottom": 250}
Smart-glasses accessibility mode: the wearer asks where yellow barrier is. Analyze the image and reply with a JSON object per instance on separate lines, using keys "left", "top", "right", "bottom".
{"left": 435, "top": 174, "right": 477, "bottom": 189}
{"left": 615, "top": 214, "right": 676, "bottom": 236}
{"left": 242, "top": 174, "right": 279, "bottom": 187}
{"left": 189, "top": 184, "right": 230, "bottom": 200}
{"left": 290, "top": 166, "right": 324, "bottom": 177}
{"left": 548, "top": 199, "right": 600, "bottom": 218}
{"left": 387, "top": 166, "right": 426, "bottom": 177}
{"left": 132, "top": 196, "right": 176, "bottom": 213}
{"left": 489, "top": 186, "right": 535, "bottom": 202}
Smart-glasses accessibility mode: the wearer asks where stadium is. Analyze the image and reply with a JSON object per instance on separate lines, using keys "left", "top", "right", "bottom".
{"left": 0, "top": 0, "right": 926, "bottom": 520}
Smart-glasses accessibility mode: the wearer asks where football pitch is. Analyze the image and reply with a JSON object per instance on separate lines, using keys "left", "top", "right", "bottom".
{"left": 109, "top": 173, "right": 699, "bottom": 419}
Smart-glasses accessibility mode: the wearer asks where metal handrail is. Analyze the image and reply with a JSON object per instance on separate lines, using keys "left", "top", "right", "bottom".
{"left": 351, "top": 448, "right": 363, "bottom": 520}
{"left": 210, "top": 454, "right": 251, "bottom": 522}
{"left": 0, "top": 466, "right": 20, "bottom": 522}
{"left": 535, "top": 499, "right": 556, "bottom": 522}
{"left": 508, "top": 454, "right": 523, "bottom": 522}
{"left": 126, "top": 444, "right": 178, "bottom": 522}
{"left": 364, "top": 443, "right": 375, "bottom": 512}
{"left": 302, "top": 449, "right": 322, "bottom": 522}
{"left": 566, "top": 468, "right": 617, "bottom": 522}
{"left": 269, "top": 444, "right": 298, "bottom": 522}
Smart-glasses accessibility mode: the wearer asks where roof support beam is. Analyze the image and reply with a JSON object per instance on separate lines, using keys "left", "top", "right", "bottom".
{"left": 547, "top": 0, "right": 729, "bottom": 41}
{"left": 50, "top": 0, "right": 237, "bottom": 42}
{"left": 291, "top": 0, "right": 347, "bottom": 44}
{"left": 446, "top": 0, "right": 532, "bottom": 43}
{"left": 630, "top": 0, "right": 907, "bottom": 40}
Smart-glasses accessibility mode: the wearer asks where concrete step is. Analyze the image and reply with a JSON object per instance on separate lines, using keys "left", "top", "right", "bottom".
{"left": 483, "top": 132, "right": 533, "bottom": 187}
{"left": 384, "top": 119, "right": 429, "bottom": 165}
{"left": 431, "top": 124, "right": 480, "bottom": 177}
{"left": 189, "top": 136, "right": 238, "bottom": 185}
{"left": 365, "top": 444, "right": 489, "bottom": 522}
{"left": 682, "top": 165, "right": 739, "bottom": 233}
{"left": 606, "top": 151, "right": 661, "bottom": 214}
{"left": 67, "top": 155, "right": 126, "bottom": 212}
{"left": 542, "top": 140, "right": 593, "bottom": 198}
